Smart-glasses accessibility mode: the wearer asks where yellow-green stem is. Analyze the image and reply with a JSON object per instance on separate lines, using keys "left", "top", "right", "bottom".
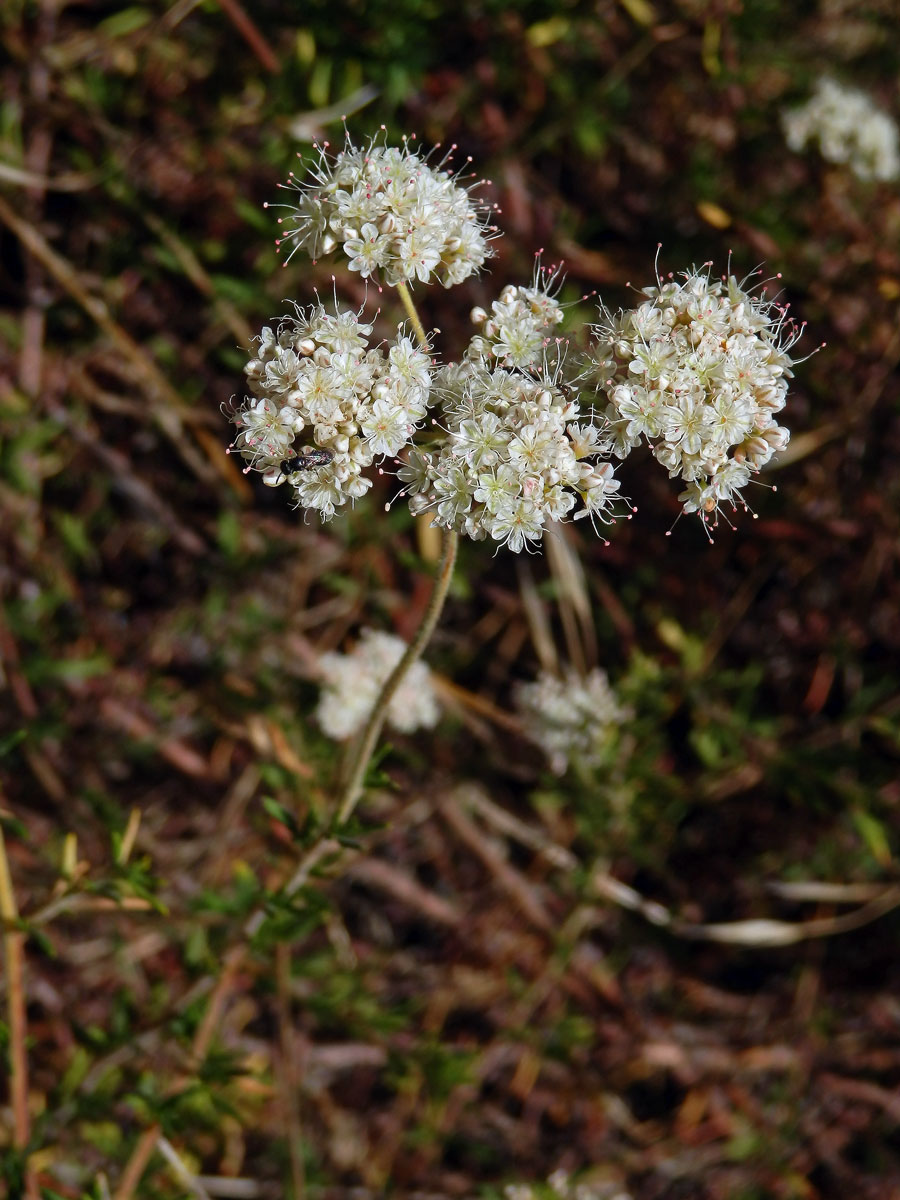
{"left": 336, "top": 526, "right": 457, "bottom": 826}
{"left": 396, "top": 280, "right": 430, "bottom": 351}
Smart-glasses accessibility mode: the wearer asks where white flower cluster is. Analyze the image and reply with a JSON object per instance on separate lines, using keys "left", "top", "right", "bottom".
{"left": 468, "top": 270, "right": 565, "bottom": 370}
{"left": 514, "top": 667, "right": 626, "bottom": 775}
{"left": 782, "top": 77, "right": 900, "bottom": 183}
{"left": 316, "top": 629, "right": 440, "bottom": 741}
{"left": 231, "top": 303, "right": 433, "bottom": 520}
{"left": 400, "top": 360, "right": 621, "bottom": 553}
{"left": 271, "top": 137, "right": 493, "bottom": 287}
{"left": 591, "top": 267, "right": 795, "bottom": 521}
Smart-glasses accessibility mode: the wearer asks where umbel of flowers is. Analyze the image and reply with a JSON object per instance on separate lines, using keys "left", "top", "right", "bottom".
{"left": 267, "top": 131, "right": 496, "bottom": 286}
{"left": 232, "top": 301, "right": 432, "bottom": 519}
{"left": 230, "top": 131, "right": 800, "bottom": 539}
{"left": 393, "top": 262, "right": 624, "bottom": 553}
{"left": 587, "top": 263, "right": 797, "bottom": 522}
{"left": 402, "top": 358, "right": 623, "bottom": 553}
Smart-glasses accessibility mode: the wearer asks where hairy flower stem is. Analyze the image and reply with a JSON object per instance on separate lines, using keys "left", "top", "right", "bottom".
{"left": 336, "top": 525, "right": 458, "bottom": 825}
{"left": 396, "top": 280, "right": 430, "bottom": 351}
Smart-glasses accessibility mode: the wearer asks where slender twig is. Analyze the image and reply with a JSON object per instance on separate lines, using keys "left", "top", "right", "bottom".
{"left": 143, "top": 210, "right": 255, "bottom": 349}
{"left": 249, "top": 836, "right": 342, "bottom": 936}
{"left": 0, "top": 826, "right": 40, "bottom": 1200}
{"left": 19, "top": 0, "right": 54, "bottom": 404}
{"left": 454, "top": 790, "right": 900, "bottom": 948}
{"left": 589, "top": 872, "right": 900, "bottom": 946}
{"left": 28, "top": 893, "right": 154, "bottom": 927}
{"left": 440, "top": 794, "right": 556, "bottom": 934}
{"left": 189, "top": 944, "right": 246, "bottom": 1063}
{"left": 193, "top": 1181, "right": 262, "bottom": 1199}
{"left": 113, "top": 939, "right": 244, "bottom": 1198}
{"left": 0, "top": 158, "right": 93, "bottom": 191}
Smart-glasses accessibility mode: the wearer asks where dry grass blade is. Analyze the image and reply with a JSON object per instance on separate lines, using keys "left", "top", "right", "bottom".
{"left": 517, "top": 557, "right": 558, "bottom": 674}
{"left": 47, "top": 399, "right": 208, "bottom": 555}
{"left": 275, "top": 942, "right": 306, "bottom": 1199}
{"left": 544, "top": 528, "right": 596, "bottom": 672}
{"left": 766, "top": 880, "right": 888, "bottom": 902}
{"left": 347, "top": 856, "right": 462, "bottom": 927}
{"left": 112, "top": 1126, "right": 160, "bottom": 1200}
{"left": 0, "top": 823, "right": 41, "bottom": 1200}
{"left": 194, "top": 1177, "right": 263, "bottom": 1197}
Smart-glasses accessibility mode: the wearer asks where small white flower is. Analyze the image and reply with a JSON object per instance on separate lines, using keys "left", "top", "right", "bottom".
{"left": 488, "top": 497, "right": 545, "bottom": 553}
{"left": 566, "top": 421, "right": 609, "bottom": 459}
{"left": 660, "top": 394, "right": 715, "bottom": 457}
{"left": 611, "top": 383, "right": 661, "bottom": 449}
{"left": 396, "top": 447, "right": 433, "bottom": 496}
{"left": 360, "top": 397, "right": 413, "bottom": 457}
{"left": 231, "top": 396, "right": 298, "bottom": 467}
{"left": 575, "top": 462, "right": 622, "bottom": 526}
{"left": 453, "top": 412, "right": 510, "bottom": 470}
{"left": 473, "top": 463, "right": 520, "bottom": 513}
{"left": 344, "top": 222, "right": 388, "bottom": 277}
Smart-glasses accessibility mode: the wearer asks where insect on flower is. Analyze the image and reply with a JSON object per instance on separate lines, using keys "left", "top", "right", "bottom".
{"left": 278, "top": 447, "right": 335, "bottom": 476}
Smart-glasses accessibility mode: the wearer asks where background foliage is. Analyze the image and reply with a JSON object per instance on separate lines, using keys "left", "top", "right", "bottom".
{"left": 1, "top": 1, "right": 899, "bottom": 1197}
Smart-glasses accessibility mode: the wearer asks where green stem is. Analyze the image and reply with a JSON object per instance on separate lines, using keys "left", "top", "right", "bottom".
{"left": 396, "top": 280, "right": 430, "bottom": 351}
{"left": 336, "top": 526, "right": 458, "bottom": 825}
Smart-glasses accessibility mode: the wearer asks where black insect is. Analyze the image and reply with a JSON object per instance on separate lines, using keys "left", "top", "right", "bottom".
{"left": 279, "top": 447, "right": 334, "bottom": 476}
